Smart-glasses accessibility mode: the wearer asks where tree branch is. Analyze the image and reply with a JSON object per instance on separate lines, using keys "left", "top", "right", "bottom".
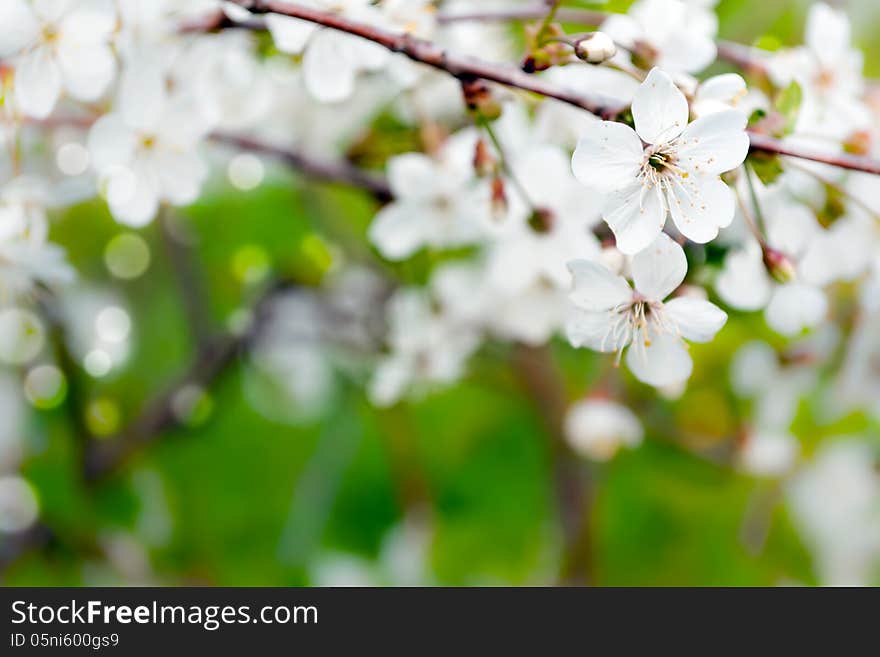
{"left": 512, "top": 344, "right": 594, "bottom": 586}
{"left": 226, "top": 1, "right": 880, "bottom": 176}
{"left": 438, "top": 5, "right": 772, "bottom": 75}
{"left": 82, "top": 280, "right": 293, "bottom": 481}
{"left": 158, "top": 208, "right": 215, "bottom": 346}
{"left": 437, "top": 5, "right": 608, "bottom": 25}
{"left": 211, "top": 133, "right": 393, "bottom": 201}
{"left": 747, "top": 132, "right": 880, "bottom": 175}
{"left": 228, "top": 0, "right": 625, "bottom": 120}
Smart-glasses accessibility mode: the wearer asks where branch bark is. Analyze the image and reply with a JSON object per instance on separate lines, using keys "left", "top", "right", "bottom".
{"left": 225, "top": 1, "right": 880, "bottom": 176}
{"left": 82, "top": 280, "right": 292, "bottom": 481}
{"left": 228, "top": 0, "right": 625, "bottom": 120}
{"left": 512, "top": 344, "right": 594, "bottom": 586}
{"left": 211, "top": 133, "right": 393, "bottom": 201}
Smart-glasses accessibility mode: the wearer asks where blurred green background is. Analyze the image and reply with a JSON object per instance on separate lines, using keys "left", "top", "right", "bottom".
{"left": 3, "top": 0, "right": 879, "bottom": 586}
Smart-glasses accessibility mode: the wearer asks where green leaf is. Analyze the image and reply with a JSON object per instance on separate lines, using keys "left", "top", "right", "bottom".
{"left": 775, "top": 81, "right": 803, "bottom": 135}
{"left": 749, "top": 152, "right": 785, "bottom": 186}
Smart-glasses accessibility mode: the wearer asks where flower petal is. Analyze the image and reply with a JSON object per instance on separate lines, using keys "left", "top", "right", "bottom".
{"left": 567, "top": 259, "right": 632, "bottom": 311}
{"left": 265, "top": 13, "right": 317, "bottom": 54}
{"left": 626, "top": 331, "right": 693, "bottom": 387}
{"left": 386, "top": 153, "right": 440, "bottom": 200}
{"left": 87, "top": 114, "right": 137, "bottom": 171}
{"left": 631, "top": 232, "right": 687, "bottom": 300}
{"left": 571, "top": 121, "right": 644, "bottom": 194}
{"left": 368, "top": 202, "right": 428, "bottom": 261}
{"left": 632, "top": 68, "right": 689, "bottom": 145}
{"left": 104, "top": 162, "right": 160, "bottom": 228}
{"left": 0, "top": 0, "right": 38, "bottom": 58}
{"left": 57, "top": 42, "right": 116, "bottom": 101}
{"left": 676, "top": 110, "right": 749, "bottom": 176}
{"left": 154, "top": 150, "right": 207, "bottom": 205}
{"left": 603, "top": 181, "right": 666, "bottom": 255}
{"left": 664, "top": 297, "right": 727, "bottom": 343}
{"left": 666, "top": 174, "right": 735, "bottom": 244}
{"left": 302, "top": 29, "right": 357, "bottom": 103}
{"left": 765, "top": 283, "right": 827, "bottom": 336}
{"left": 14, "top": 48, "right": 61, "bottom": 119}
{"left": 716, "top": 247, "right": 772, "bottom": 311}
{"left": 566, "top": 308, "right": 627, "bottom": 353}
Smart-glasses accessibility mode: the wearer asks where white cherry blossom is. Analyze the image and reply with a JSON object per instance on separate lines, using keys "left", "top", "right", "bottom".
{"left": 737, "top": 430, "right": 799, "bottom": 478}
{"left": 264, "top": 1, "right": 390, "bottom": 103}
{"left": 567, "top": 232, "right": 727, "bottom": 387}
{"left": 572, "top": 68, "right": 749, "bottom": 254}
{"left": 787, "top": 441, "right": 880, "bottom": 586}
{"left": 564, "top": 398, "right": 643, "bottom": 461}
{"left": 368, "top": 130, "right": 491, "bottom": 260}
{"left": 369, "top": 288, "right": 481, "bottom": 407}
{"left": 0, "top": 0, "right": 117, "bottom": 119}
{"left": 601, "top": 0, "right": 718, "bottom": 75}
{"left": 0, "top": 177, "right": 74, "bottom": 298}
{"left": 87, "top": 59, "right": 212, "bottom": 227}
{"left": 768, "top": 2, "right": 870, "bottom": 139}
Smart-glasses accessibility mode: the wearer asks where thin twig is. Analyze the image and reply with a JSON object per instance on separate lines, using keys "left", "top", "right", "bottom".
{"left": 82, "top": 280, "right": 293, "bottom": 481}
{"left": 227, "top": 0, "right": 626, "bottom": 120}
{"left": 211, "top": 132, "right": 393, "bottom": 201}
{"left": 747, "top": 132, "right": 880, "bottom": 176}
{"left": 224, "top": 1, "right": 880, "bottom": 176}
{"left": 512, "top": 344, "right": 594, "bottom": 586}
{"left": 437, "top": 5, "right": 608, "bottom": 26}
{"left": 158, "top": 208, "right": 214, "bottom": 346}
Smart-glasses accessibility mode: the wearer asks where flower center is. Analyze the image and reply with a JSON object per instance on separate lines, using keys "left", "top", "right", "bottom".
{"left": 601, "top": 295, "right": 678, "bottom": 364}
{"left": 815, "top": 68, "right": 836, "bottom": 92}
{"left": 643, "top": 147, "right": 686, "bottom": 181}
{"left": 431, "top": 195, "right": 452, "bottom": 212}
{"left": 41, "top": 24, "right": 60, "bottom": 45}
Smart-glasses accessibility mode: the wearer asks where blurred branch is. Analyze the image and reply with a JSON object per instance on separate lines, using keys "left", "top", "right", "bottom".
{"left": 715, "top": 40, "right": 770, "bottom": 75}
{"left": 440, "top": 6, "right": 771, "bottom": 75}
{"left": 437, "top": 5, "right": 608, "bottom": 25}
{"left": 82, "top": 279, "right": 293, "bottom": 481}
{"left": 225, "top": 1, "right": 880, "bottom": 176}
{"left": 0, "top": 523, "right": 54, "bottom": 574}
{"left": 227, "top": 0, "right": 626, "bottom": 120}
{"left": 211, "top": 133, "right": 393, "bottom": 201}
{"left": 157, "top": 208, "right": 214, "bottom": 346}
{"left": 512, "top": 344, "right": 594, "bottom": 586}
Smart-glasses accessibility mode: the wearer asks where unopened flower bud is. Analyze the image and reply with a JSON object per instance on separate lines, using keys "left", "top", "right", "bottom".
{"left": 473, "top": 139, "right": 497, "bottom": 177}
{"left": 491, "top": 176, "right": 508, "bottom": 219}
{"left": 762, "top": 246, "right": 797, "bottom": 283}
{"left": 574, "top": 32, "right": 617, "bottom": 64}
{"left": 461, "top": 77, "right": 502, "bottom": 121}
{"left": 527, "top": 208, "right": 555, "bottom": 233}
{"left": 630, "top": 39, "right": 660, "bottom": 70}
{"left": 522, "top": 22, "right": 569, "bottom": 72}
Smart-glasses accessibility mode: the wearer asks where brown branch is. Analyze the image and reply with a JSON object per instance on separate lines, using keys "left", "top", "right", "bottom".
{"left": 437, "top": 5, "right": 609, "bottom": 25}
{"left": 82, "top": 280, "right": 293, "bottom": 481}
{"left": 225, "top": 1, "right": 880, "bottom": 176}
{"left": 158, "top": 208, "right": 214, "bottom": 346}
{"left": 512, "top": 344, "right": 594, "bottom": 586}
{"left": 439, "top": 5, "right": 773, "bottom": 72}
{"left": 747, "top": 132, "right": 880, "bottom": 175}
{"left": 227, "top": 0, "right": 625, "bottom": 120}
{"left": 211, "top": 133, "right": 393, "bottom": 201}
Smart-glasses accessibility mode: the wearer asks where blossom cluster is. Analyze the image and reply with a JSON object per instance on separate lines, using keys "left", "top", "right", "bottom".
{"left": 0, "top": 0, "right": 878, "bottom": 584}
